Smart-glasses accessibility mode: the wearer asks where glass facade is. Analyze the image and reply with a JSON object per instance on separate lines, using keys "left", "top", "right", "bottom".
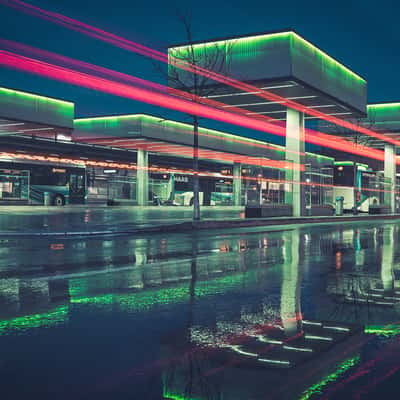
{"left": 87, "top": 167, "right": 137, "bottom": 202}
{"left": 0, "top": 169, "right": 30, "bottom": 202}
{"left": 243, "top": 165, "right": 291, "bottom": 206}
{"left": 150, "top": 172, "right": 235, "bottom": 206}
{"left": 360, "top": 171, "right": 390, "bottom": 206}
{"left": 304, "top": 165, "right": 334, "bottom": 208}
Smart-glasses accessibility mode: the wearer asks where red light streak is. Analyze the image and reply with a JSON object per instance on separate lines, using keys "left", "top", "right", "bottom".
{"left": 81, "top": 137, "right": 297, "bottom": 169}
{"left": 0, "top": 50, "right": 290, "bottom": 137}
{"left": 6, "top": 151, "right": 396, "bottom": 195}
{"left": 50, "top": 243, "right": 64, "bottom": 250}
{"left": 0, "top": 38, "right": 298, "bottom": 157}
{"left": 2, "top": 0, "right": 399, "bottom": 146}
{"left": 0, "top": 47, "right": 388, "bottom": 163}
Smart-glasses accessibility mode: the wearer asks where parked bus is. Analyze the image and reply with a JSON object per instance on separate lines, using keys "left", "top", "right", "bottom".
{"left": 149, "top": 172, "right": 233, "bottom": 206}
{"left": 0, "top": 159, "right": 86, "bottom": 205}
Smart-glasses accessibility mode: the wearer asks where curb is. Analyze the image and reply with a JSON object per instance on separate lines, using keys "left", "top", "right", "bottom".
{"left": 1, "top": 214, "right": 400, "bottom": 238}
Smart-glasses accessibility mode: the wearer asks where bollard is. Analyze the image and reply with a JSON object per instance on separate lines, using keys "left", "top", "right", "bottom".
{"left": 335, "top": 196, "right": 344, "bottom": 216}
{"left": 44, "top": 192, "right": 50, "bottom": 206}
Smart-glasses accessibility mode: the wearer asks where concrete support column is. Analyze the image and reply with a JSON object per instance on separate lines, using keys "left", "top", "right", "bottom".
{"left": 384, "top": 144, "right": 396, "bottom": 213}
{"left": 285, "top": 109, "right": 305, "bottom": 217}
{"left": 233, "top": 162, "right": 242, "bottom": 206}
{"left": 137, "top": 149, "right": 149, "bottom": 206}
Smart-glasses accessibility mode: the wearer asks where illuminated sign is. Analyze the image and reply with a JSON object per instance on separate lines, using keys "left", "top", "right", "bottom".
{"left": 52, "top": 168, "right": 66, "bottom": 173}
{"left": 175, "top": 175, "right": 189, "bottom": 183}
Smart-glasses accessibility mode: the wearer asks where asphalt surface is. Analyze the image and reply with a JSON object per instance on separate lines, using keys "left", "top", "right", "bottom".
{"left": 0, "top": 205, "right": 399, "bottom": 237}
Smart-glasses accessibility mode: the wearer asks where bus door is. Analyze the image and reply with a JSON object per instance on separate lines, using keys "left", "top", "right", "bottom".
{"left": 69, "top": 172, "right": 85, "bottom": 204}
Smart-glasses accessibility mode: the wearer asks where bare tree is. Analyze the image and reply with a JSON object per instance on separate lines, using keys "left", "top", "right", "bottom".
{"left": 318, "top": 114, "right": 377, "bottom": 148}
{"left": 155, "top": 11, "right": 234, "bottom": 220}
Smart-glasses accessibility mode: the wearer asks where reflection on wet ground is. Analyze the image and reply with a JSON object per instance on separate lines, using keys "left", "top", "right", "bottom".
{"left": 1, "top": 221, "right": 400, "bottom": 399}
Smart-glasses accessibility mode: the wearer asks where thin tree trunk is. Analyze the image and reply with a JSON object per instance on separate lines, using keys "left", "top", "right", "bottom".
{"left": 193, "top": 115, "right": 200, "bottom": 220}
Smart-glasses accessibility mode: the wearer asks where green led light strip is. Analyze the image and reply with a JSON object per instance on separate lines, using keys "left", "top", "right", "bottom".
{"left": 0, "top": 87, "right": 73, "bottom": 107}
{"left": 368, "top": 103, "right": 400, "bottom": 109}
{"left": 75, "top": 114, "right": 335, "bottom": 162}
{"left": 0, "top": 305, "right": 68, "bottom": 335}
{"left": 170, "top": 31, "right": 365, "bottom": 84}
{"left": 75, "top": 114, "right": 140, "bottom": 123}
{"left": 75, "top": 113, "right": 284, "bottom": 152}
{"left": 334, "top": 161, "right": 369, "bottom": 169}
{"left": 299, "top": 355, "right": 360, "bottom": 400}
{"left": 306, "top": 152, "right": 334, "bottom": 162}
{"left": 367, "top": 103, "right": 400, "bottom": 128}
{"left": 290, "top": 33, "right": 365, "bottom": 84}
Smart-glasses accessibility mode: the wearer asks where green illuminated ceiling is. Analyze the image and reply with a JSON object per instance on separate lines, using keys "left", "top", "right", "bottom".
{"left": 334, "top": 161, "right": 369, "bottom": 169}
{"left": 306, "top": 152, "right": 334, "bottom": 163}
{"left": 75, "top": 114, "right": 336, "bottom": 164}
{"left": 0, "top": 87, "right": 73, "bottom": 107}
{"left": 0, "top": 86, "right": 74, "bottom": 128}
{"left": 169, "top": 31, "right": 366, "bottom": 114}
{"left": 169, "top": 31, "right": 365, "bottom": 85}
{"left": 75, "top": 113, "right": 284, "bottom": 152}
{"left": 291, "top": 33, "right": 364, "bottom": 84}
{"left": 367, "top": 103, "right": 400, "bottom": 126}
{"left": 368, "top": 103, "right": 400, "bottom": 111}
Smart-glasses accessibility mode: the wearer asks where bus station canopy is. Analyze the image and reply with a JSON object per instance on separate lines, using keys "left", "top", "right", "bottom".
{"left": 0, "top": 86, "right": 74, "bottom": 139}
{"left": 74, "top": 114, "right": 290, "bottom": 168}
{"left": 168, "top": 30, "right": 367, "bottom": 120}
{"left": 73, "top": 114, "right": 333, "bottom": 169}
{"left": 318, "top": 102, "right": 400, "bottom": 150}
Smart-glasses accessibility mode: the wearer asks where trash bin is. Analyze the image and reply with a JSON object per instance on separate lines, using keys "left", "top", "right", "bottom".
{"left": 44, "top": 192, "right": 50, "bottom": 206}
{"left": 335, "top": 196, "right": 344, "bottom": 216}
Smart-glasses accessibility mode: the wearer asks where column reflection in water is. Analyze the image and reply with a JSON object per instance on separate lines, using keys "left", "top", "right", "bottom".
{"left": 280, "top": 229, "right": 303, "bottom": 337}
{"left": 0, "top": 278, "right": 20, "bottom": 316}
{"left": 381, "top": 225, "right": 395, "bottom": 293}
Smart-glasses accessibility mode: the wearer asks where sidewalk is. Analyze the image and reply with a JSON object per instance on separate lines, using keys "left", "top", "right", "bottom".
{"left": 0, "top": 205, "right": 399, "bottom": 237}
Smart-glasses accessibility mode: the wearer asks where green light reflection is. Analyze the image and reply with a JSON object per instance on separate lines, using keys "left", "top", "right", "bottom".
{"left": 364, "top": 324, "right": 400, "bottom": 337}
{"left": 299, "top": 355, "right": 360, "bottom": 400}
{"left": 0, "top": 305, "right": 69, "bottom": 335}
{"left": 70, "top": 271, "right": 250, "bottom": 311}
{"left": 163, "top": 392, "right": 200, "bottom": 400}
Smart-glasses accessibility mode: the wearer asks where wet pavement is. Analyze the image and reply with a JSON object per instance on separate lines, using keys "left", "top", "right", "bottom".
{"left": 1, "top": 205, "right": 398, "bottom": 237}
{"left": 0, "top": 205, "right": 244, "bottom": 234}
{"left": 1, "top": 220, "right": 400, "bottom": 399}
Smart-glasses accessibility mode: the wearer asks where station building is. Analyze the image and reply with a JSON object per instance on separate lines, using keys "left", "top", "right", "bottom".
{"left": 0, "top": 30, "right": 399, "bottom": 215}
{"left": 0, "top": 86, "right": 335, "bottom": 214}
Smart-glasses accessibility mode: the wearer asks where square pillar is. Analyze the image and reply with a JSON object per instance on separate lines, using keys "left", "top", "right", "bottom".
{"left": 285, "top": 109, "right": 305, "bottom": 217}
{"left": 384, "top": 144, "right": 396, "bottom": 213}
{"left": 137, "top": 149, "right": 149, "bottom": 206}
{"left": 233, "top": 162, "right": 242, "bottom": 206}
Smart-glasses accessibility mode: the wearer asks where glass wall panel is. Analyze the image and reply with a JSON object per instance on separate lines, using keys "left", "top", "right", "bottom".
{"left": 0, "top": 169, "right": 30, "bottom": 201}
{"left": 243, "top": 165, "right": 291, "bottom": 206}
{"left": 304, "top": 165, "right": 334, "bottom": 207}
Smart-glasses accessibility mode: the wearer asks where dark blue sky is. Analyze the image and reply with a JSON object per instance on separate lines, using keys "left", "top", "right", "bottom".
{"left": 0, "top": 0, "right": 399, "bottom": 142}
